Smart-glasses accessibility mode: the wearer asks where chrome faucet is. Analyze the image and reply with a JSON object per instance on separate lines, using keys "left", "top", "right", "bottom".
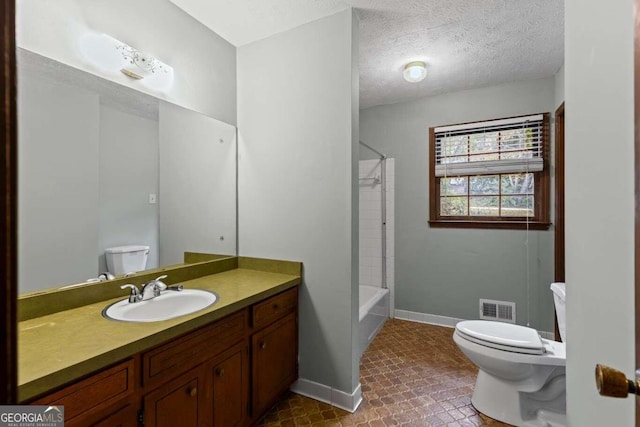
{"left": 121, "top": 275, "right": 173, "bottom": 303}
{"left": 141, "top": 275, "right": 169, "bottom": 301}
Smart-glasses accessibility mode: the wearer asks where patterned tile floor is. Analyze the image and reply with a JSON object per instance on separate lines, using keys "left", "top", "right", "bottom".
{"left": 256, "top": 319, "right": 509, "bottom": 427}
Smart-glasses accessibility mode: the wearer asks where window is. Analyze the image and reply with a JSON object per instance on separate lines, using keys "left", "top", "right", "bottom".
{"left": 429, "top": 113, "right": 550, "bottom": 229}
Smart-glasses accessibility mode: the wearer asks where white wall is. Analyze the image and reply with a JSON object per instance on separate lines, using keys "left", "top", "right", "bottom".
{"left": 159, "top": 101, "right": 237, "bottom": 265}
{"left": 98, "top": 105, "right": 159, "bottom": 273}
{"left": 18, "top": 70, "right": 100, "bottom": 292}
{"left": 565, "top": 0, "right": 635, "bottom": 425}
{"left": 17, "top": 0, "right": 237, "bottom": 124}
{"left": 360, "top": 77, "right": 556, "bottom": 332}
{"left": 238, "top": 8, "right": 360, "bottom": 401}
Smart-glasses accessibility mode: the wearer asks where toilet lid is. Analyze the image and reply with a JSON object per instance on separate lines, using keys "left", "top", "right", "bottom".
{"left": 455, "top": 320, "right": 545, "bottom": 355}
{"left": 105, "top": 245, "right": 150, "bottom": 254}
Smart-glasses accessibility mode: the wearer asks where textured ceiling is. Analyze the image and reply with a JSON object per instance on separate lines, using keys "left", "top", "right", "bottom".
{"left": 170, "top": 0, "right": 564, "bottom": 109}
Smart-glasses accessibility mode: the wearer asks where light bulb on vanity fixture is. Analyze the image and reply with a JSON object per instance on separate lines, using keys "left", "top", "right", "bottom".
{"left": 403, "top": 61, "right": 427, "bottom": 83}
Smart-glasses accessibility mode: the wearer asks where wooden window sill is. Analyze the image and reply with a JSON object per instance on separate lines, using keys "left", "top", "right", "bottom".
{"left": 428, "top": 220, "right": 551, "bottom": 230}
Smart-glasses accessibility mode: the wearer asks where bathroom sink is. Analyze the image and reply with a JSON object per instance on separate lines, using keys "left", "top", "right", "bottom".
{"left": 102, "top": 289, "right": 218, "bottom": 322}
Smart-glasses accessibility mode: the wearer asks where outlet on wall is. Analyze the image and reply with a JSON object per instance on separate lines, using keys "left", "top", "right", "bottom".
{"left": 149, "top": 193, "right": 157, "bottom": 204}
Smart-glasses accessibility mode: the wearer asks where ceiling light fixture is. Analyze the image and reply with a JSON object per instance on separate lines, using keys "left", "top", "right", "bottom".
{"left": 403, "top": 61, "right": 427, "bottom": 83}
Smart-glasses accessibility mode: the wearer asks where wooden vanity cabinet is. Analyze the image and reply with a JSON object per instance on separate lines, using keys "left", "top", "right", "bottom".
{"left": 141, "top": 341, "right": 250, "bottom": 427}
{"left": 29, "top": 286, "right": 298, "bottom": 427}
{"left": 139, "top": 309, "right": 249, "bottom": 427}
{"left": 249, "top": 288, "right": 299, "bottom": 423}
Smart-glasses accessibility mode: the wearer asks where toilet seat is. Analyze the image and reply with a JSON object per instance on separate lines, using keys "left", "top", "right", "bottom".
{"left": 455, "top": 320, "right": 545, "bottom": 355}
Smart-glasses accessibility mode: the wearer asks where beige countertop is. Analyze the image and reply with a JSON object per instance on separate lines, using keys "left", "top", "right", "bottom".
{"left": 18, "top": 267, "right": 301, "bottom": 402}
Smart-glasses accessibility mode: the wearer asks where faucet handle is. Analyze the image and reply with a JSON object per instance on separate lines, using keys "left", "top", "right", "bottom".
{"left": 120, "top": 284, "right": 141, "bottom": 303}
{"left": 153, "top": 275, "right": 168, "bottom": 291}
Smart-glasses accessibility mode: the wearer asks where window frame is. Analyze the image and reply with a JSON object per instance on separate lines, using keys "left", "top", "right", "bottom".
{"left": 428, "top": 113, "right": 551, "bottom": 230}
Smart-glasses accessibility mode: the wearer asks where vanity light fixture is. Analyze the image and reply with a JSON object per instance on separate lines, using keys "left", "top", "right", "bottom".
{"left": 116, "top": 44, "right": 170, "bottom": 80}
{"left": 79, "top": 33, "right": 174, "bottom": 91}
{"left": 403, "top": 61, "right": 427, "bottom": 83}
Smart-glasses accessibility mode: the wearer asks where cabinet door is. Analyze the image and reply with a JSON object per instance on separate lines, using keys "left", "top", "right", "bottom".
{"left": 211, "top": 343, "right": 248, "bottom": 427}
{"left": 143, "top": 367, "right": 204, "bottom": 427}
{"left": 91, "top": 404, "right": 138, "bottom": 427}
{"left": 252, "top": 312, "right": 297, "bottom": 417}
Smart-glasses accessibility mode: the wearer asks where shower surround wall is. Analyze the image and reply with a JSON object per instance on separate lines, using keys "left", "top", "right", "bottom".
{"left": 359, "top": 158, "right": 395, "bottom": 307}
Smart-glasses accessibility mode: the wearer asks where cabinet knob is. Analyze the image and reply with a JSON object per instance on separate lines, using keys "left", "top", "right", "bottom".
{"left": 188, "top": 387, "right": 197, "bottom": 397}
{"left": 273, "top": 303, "right": 280, "bottom": 311}
{"left": 216, "top": 368, "right": 225, "bottom": 378}
{"left": 260, "top": 341, "right": 267, "bottom": 350}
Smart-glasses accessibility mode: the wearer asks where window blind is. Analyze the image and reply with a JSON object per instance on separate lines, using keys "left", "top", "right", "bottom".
{"left": 434, "top": 114, "right": 544, "bottom": 177}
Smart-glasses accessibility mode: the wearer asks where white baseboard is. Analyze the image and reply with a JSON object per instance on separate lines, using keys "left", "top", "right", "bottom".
{"left": 394, "top": 309, "right": 462, "bottom": 328}
{"left": 394, "top": 309, "right": 555, "bottom": 340}
{"left": 291, "top": 378, "right": 362, "bottom": 413}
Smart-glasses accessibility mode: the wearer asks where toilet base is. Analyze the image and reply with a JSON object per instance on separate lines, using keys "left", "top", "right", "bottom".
{"left": 471, "top": 370, "right": 567, "bottom": 427}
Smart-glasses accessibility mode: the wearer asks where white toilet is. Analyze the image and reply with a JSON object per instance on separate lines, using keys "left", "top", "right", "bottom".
{"left": 104, "top": 245, "right": 150, "bottom": 275}
{"left": 453, "top": 282, "right": 567, "bottom": 427}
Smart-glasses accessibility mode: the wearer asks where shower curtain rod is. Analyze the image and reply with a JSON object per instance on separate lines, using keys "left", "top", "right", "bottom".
{"left": 359, "top": 140, "right": 387, "bottom": 159}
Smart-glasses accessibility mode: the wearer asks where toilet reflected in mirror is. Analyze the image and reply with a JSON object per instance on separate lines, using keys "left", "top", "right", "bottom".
{"left": 104, "top": 245, "right": 150, "bottom": 276}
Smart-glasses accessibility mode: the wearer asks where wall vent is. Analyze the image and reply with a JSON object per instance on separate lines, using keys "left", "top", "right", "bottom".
{"left": 479, "top": 299, "right": 516, "bottom": 323}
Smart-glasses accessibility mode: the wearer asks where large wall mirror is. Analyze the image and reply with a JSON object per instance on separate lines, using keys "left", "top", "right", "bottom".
{"left": 17, "top": 1, "right": 238, "bottom": 294}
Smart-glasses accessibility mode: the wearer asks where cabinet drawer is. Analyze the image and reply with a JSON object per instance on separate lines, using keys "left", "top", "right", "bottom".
{"left": 143, "top": 309, "right": 247, "bottom": 389}
{"left": 33, "top": 359, "right": 134, "bottom": 424}
{"left": 252, "top": 288, "right": 298, "bottom": 329}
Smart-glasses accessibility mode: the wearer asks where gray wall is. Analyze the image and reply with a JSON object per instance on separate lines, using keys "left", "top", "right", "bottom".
{"left": 360, "top": 77, "right": 556, "bottom": 333}
{"left": 18, "top": 70, "right": 100, "bottom": 292}
{"left": 565, "top": 0, "right": 635, "bottom": 424}
{"left": 98, "top": 105, "right": 159, "bottom": 273}
{"left": 238, "top": 9, "right": 360, "bottom": 397}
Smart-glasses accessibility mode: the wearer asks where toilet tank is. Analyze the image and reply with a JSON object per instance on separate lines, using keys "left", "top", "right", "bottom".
{"left": 550, "top": 282, "right": 566, "bottom": 342}
{"left": 105, "top": 245, "right": 150, "bottom": 275}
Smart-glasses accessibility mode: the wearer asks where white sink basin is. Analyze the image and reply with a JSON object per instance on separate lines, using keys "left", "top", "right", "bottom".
{"left": 103, "top": 289, "right": 218, "bottom": 322}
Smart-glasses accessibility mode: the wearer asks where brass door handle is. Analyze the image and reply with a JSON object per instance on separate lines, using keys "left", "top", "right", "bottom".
{"left": 595, "top": 364, "right": 639, "bottom": 397}
{"left": 216, "top": 368, "right": 225, "bottom": 378}
{"left": 260, "top": 341, "right": 267, "bottom": 350}
{"left": 188, "top": 387, "right": 198, "bottom": 397}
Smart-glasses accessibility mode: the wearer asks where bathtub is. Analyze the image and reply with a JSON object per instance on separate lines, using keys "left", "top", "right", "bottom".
{"left": 359, "top": 285, "right": 390, "bottom": 357}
